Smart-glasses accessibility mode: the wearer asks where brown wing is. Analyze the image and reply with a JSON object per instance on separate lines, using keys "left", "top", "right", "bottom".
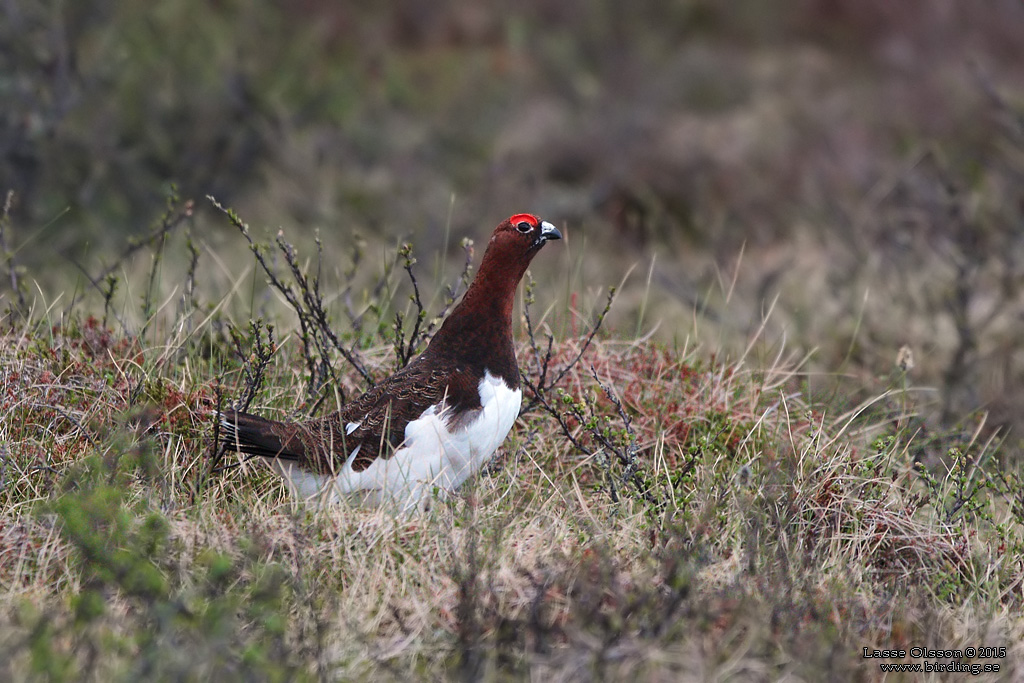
{"left": 305, "top": 351, "right": 493, "bottom": 472}
{"left": 324, "top": 361, "right": 455, "bottom": 472}
{"left": 221, "top": 354, "right": 487, "bottom": 474}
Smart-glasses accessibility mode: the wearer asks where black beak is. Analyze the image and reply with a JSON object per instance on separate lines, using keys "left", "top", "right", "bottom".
{"left": 539, "top": 221, "right": 562, "bottom": 242}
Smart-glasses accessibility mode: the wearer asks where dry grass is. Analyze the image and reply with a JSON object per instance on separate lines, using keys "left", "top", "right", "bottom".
{"left": 1, "top": 232, "right": 1023, "bottom": 680}
{"left": 5, "top": 3, "right": 1024, "bottom": 678}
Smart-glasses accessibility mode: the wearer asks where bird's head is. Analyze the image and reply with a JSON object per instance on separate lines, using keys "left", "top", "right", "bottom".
{"left": 427, "top": 213, "right": 562, "bottom": 353}
{"left": 489, "top": 213, "right": 562, "bottom": 256}
{"left": 456, "top": 213, "right": 562, "bottom": 309}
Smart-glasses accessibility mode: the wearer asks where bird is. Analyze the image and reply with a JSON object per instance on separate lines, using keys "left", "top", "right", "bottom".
{"left": 219, "top": 214, "right": 562, "bottom": 511}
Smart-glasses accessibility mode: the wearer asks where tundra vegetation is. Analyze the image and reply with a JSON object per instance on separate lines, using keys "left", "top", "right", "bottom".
{"left": 2, "top": 1, "right": 1024, "bottom": 680}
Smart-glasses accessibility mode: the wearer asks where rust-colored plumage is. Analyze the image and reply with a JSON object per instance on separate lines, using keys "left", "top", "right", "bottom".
{"left": 219, "top": 214, "right": 561, "bottom": 504}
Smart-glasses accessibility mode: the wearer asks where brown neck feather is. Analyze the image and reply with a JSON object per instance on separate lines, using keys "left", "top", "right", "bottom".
{"left": 424, "top": 238, "right": 533, "bottom": 384}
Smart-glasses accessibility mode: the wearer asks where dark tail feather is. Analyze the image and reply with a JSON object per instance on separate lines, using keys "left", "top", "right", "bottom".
{"left": 219, "top": 410, "right": 305, "bottom": 461}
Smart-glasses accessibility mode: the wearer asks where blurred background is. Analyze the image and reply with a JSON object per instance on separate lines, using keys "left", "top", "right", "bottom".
{"left": 3, "top": 0, "right": 1024, "bottom": 453}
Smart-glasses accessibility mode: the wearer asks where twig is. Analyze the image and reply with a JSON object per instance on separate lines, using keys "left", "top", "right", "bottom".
{"left": 391, "top": 239, "right": 475, "bottom": 368}
{"left": 520, "top": 286, "right": 617, "bottom": 414}
{"left": 96, "top": 194, "right": 194, "bottom": 283}
{"left": 0, "top": 442, "right": 9, "bottom": 493}
{"left": 197, "top": 382, "right": 227, "bottom": 496}
{"left": 0, "top": 190, "right": 27, "bottom": 315}
{"left": 425, "top": 237, "right": 475, "bottom": 339}
{"left": 393, "top": 243, "right": 426, "bottom": 368}
{"left": 589, "top": 365, "right": 647, "bottom": 501}
{"left": 228, "top": 319, "right": 276, "bottom": 412}
{"left": 208, "top": 196, "right": 373, "bottom": 406}
{"left": 176, "top": 228, "right": 201, "bottom": 342}
{"left": 969, "top": 60, "right": 1024, "bottom": 140}
{"left": 59, "top": 192, "right": 193, "bottom": 334}
{"left": 516, "top": 280, "right": 657, "bottom": 508}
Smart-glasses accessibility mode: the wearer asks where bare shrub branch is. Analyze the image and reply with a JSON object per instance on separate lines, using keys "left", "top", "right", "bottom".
{"left": 392, "top": 243, "right": 426, "bottom": 368}
{"left": 58, "top": 190, "right": 194, "bottom": 335}
{"left": 520, "top": 285, "right": 617, "bottom": 415}
{"left": 229, "top": 320, "right": 277, "bottom": 413}
{"left": 391, "top": 238, "right": 475, "bottom": 369}
{"left": 0, "top": 190, "right": 27, "bottom": 316}
{"left": 517, "top": 284, "right": 656, "bottom": 507}
{"left": 209, "top": 196, "right": 373, "bottom": 408}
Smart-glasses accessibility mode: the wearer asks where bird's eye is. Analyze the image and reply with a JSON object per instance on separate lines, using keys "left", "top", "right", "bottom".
{"left": 515, "top": 221, "right": 533, "bottom": 233}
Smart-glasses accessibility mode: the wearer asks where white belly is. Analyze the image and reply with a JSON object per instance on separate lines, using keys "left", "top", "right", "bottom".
{"left": 276, "top": 370, "right": 522, "bottom": 512}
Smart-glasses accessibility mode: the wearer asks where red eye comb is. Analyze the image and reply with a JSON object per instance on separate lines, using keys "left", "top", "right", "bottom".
{"left": 509, "top": 213, "right": 539, "bottom": 227}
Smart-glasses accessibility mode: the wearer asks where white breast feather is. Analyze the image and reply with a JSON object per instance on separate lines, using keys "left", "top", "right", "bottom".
{"left": 273, "top": 370, "right": 521, "bottom": 511}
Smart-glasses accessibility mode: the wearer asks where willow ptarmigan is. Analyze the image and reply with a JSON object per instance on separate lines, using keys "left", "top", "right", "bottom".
{"left": 219, "top": 214, "right": 562, "bottom": 511}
